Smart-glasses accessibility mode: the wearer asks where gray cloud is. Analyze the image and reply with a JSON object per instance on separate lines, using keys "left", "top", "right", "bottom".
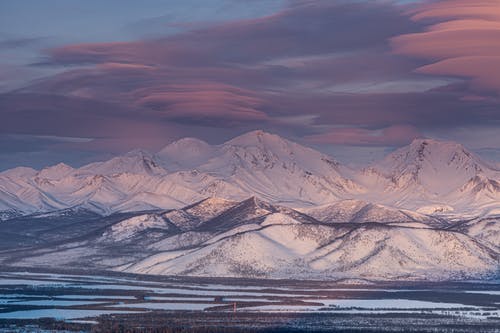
{"left": 1, "top": 0, "right": 499, "bottom": 169}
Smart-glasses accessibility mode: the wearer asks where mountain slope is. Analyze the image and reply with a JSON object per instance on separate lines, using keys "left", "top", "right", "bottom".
{"left": 0, "top": 131, "right": 361, "bottom": 218}
{"left": 0, "top": 132, "right": 499, "bottom": 219}
{"left": 117, "top": 199, "right": 497, "bottom": 280}
{"left": 158, "top": 130, "right": 360, "bottom": 206}
{"left": 303, "top": 199, "right": 445, "bottom": 228}
{"left": 357, "top": 139, "right": 500, "bottom": 213}
{"left": 157, "top": 137, "right": 216, "bottom": 171}
{"left": 1, "top": 197, "right": 497, "bottom": 281}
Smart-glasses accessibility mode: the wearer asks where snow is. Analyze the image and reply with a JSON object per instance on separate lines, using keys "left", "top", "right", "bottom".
{"left": 79, "top": 150, "right": 166, "bottom": 176}
{"left": 0, "top": 131, "right": 498, "bottom": 218}
{"left": 464, "top": 290, "right": 500, "bottom": 295}
{"left": 56, "top": 295, "right": 136, "bottom": 300}
{"left": 157, "top": 137, "right": 216, "bottom": 171}
{"left": 144, "top": 296, "right": 214, "bottom": 301}
{"left": 110, "top": 302, "right": 214, "bottom": 310}
{"left": 222, "top": 298, "right": 281, "bottom": 302}
{"left": 37, "top": 163, "right": 74, "bottom": 180}
{"left": 0, "top": 309, "right": 140, "bottom": 320}
{"left": 0, "top": 131, "right": 499, "bottom": 281}
{"left": 103, "top": 214, "right": 170, "bottom": 241}
{"left": 0, "top": 278, "right": 71, "bottom": 287}
{"left": 261, "top": 213, "right": 301, "bottom": 226}
{"left": 372, "top": 139, "right": 484, "bottom": 194}
{"left": 123, "top": 220, "right": 497, "bottom": 280}
{"left": 243, "top": 298, "right": 473, "bottom": 312}
{"left": 8, "top": 300, "right": 106, "bottom": 306}
{"left": 323, "top": 299, "right": 469, "bottom": 309}
{"left": 356, "top": 138, "right": 500, "bottom": 213}
{"left": 416, "top": 204, "right": 454, "bottom": 215}
{"left": 0, "top": 272, "right": 497, "bottom": 321}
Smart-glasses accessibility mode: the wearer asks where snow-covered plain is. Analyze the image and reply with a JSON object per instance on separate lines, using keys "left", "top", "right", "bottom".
{"left": 0, "top": 272, "right": 498, "bottom": 321}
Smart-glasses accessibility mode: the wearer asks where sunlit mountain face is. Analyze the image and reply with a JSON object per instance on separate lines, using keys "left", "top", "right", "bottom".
{"left": 0, "top": 1, "right": 499, "bottom": 331}
{"left": 0, "top": 130, "right": 498, "bottom": 279}
{"left": 1, "top": 131, "right": 499, "bottom": 217}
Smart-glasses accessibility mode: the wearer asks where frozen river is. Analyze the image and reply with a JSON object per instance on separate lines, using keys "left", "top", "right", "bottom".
{"left": 0, "top": 271, "right": 499, "bottom": 321}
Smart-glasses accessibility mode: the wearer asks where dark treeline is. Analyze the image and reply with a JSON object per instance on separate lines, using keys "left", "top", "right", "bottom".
{"left": 89, "top": 326, "right": 448, "bottom": 333}
{"left": 2, "top": 314, "right": 500, "bottom": 333}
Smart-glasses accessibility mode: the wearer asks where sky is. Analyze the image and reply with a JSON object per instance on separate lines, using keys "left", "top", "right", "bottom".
{"left": 1, "top": 0, "right": 500, "bottom": 170}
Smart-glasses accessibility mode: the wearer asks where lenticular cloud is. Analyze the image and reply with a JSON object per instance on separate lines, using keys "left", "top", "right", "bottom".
{"left": 392, "top": 0, "right": 500, "bottom": 95}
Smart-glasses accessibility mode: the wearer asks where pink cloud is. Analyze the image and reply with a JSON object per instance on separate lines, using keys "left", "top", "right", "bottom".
{"left": 30, "top": 1, "right": 425, "bottom": 129}
{"left": 134, "top": 83, "right": 268, "bottom": 123}
{"left": 392, "top": 0, "right": 500, "bottom": 94}
{"left": 6, "top": 0, "right": 498, "bottom": 154}
{"left": 410, "top": 0, "right": 500, "bottom": 21}
{"left": 304, "top": 125, "right": 422, "bottom": 146}
{"left": 96, "top": 62, "right": 156, "bottom": 71}
{"left": 418, "top": 56, "right": 500, "bottom": 94}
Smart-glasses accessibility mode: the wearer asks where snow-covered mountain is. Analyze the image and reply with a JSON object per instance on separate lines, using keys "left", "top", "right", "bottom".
{"left": 125, "top": 223, "right": 496, "bottom": 280}
{"left": 370, "top": 139, "right": 487, "bottom": 193}
{"left": 157, "top": 137, "right": 216, "bottom": 171}
{"left": 0, "top": 131, "right": 499, "bottom": 220}
{"left": 78, "top": 150, "right": 167, "bottom": 176}
{"left": 0, "top": 130, "right": 357, "bottom": 218}
{"left": 301, "top": 199, "right": 446, "bottom": 228}
{"left": 156, "top": 130, "right": 360, "bottom": 205}
{"left": 4, "top": 196, "right": 497, "bottom": 281}
{"left": 1, "top": 131, "right": 497, "bottom": 281}
{"left": 357, "top": 138, "right": 500, "bottom": 215}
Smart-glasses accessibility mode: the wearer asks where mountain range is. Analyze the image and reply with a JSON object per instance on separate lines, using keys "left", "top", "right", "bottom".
{"left": 1, "top": 130, "right": 499, "bottom": 218}
{"left": 0, "top": 130, "right": 498, "bottom": 281}
{"left": 1, "top": 196, "right": 497, "bottom": 280}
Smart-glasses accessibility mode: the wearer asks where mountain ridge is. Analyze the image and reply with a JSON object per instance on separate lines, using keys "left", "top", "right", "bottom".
{"left": 0, "top": 131, "right": 499, "bottom": 219}
{"left": 3, "top": 195, "right": 496, "bottom": 281}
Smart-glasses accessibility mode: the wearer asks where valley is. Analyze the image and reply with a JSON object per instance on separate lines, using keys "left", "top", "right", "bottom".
{"left": 0, "top": 270, "right": 498, "bottom": 332}
{"left": 0, "top": 131, "right": 498, "bottom": 331}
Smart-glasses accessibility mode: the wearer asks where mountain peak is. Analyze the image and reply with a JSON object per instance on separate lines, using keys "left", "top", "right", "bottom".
{"left": 0, "top": 166, "right": 38, "bottom": 179}
{"left": 43, "top": 162, "right": 73, "bottom": 170}
{"left": 79, "top": 149, "right": 165, "bottom": 176}
{"left": 157, "top": 137, "right": 215, "bottom": 171}
{"left": 37, "top": 163, "right": 75, "bottom": 180}
{"left": 124, "top": 149, "right": 154, "bottom": 159}
{"left": 225, "top": 130, "right": 289, "bottom": 148}
{"left": 380, "top": 137, "right": 479, "bottom": 167}
{"left": 183, "top": 196, "right": 237, "bottom": 211}
{"left": 240, "top": 196, "right": 275, "bottom": 211}
{"left": 223, "top": 130, "right": 325, "bottom": 163}
{"left": 159, "top": 137, "right": 211, "bottom": 153}
{"left": 408, "top": 138, "right": 466, "bottom": 154}
{"left": 372, "top": 137, "right": 487, "bottom": 195}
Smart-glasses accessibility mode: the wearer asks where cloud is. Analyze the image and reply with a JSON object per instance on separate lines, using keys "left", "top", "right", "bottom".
{"left": 392, "top": 0, "right": 500, "bottom": 95}
{"left": 418, "top": 56, "right": 500, "bottom": 95}
{"left": 0, "top": 134, "right": 91, "bottom": 154}
{"left": 304, "top": 125, "right": 422, "bottom": 146}
{"left": 134, "top": 83, "right": 269, "bottom": 124}
{"left": 0, "top": 37, "right": 47, "bottom": 50}
{"left": 45, "top": 1, "right": 418, "bottom": 67}
{"left": 18, "top": 0, "right": 428, "bottom": 131}
{"left": 19, "top": 0, "right": 500, "bottom": 132}
{"left": 264, "top": 90, "right": 500, "bottom": 129}
{"left": 2, "top": 0, "right": 500, "bottom": 170}
{"left": 0, "top": 93, "right": 181, "bottom": 146}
